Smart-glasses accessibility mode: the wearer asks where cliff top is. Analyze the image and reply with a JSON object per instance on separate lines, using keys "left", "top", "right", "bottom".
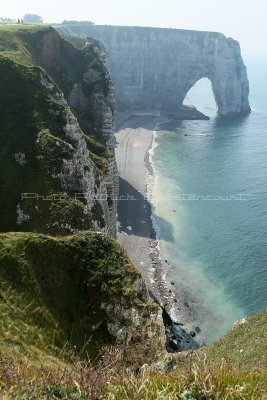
{"left": 55, "top": 22, "right": 225, "bottom": 38}
{"left": 0, "top": 25, "right": 52, "bottom": 65}
{"left": 0, "top": 24, "right": 48, "bottom": 31}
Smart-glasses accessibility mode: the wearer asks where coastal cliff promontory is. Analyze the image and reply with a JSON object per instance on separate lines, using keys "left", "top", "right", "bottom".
{"left": 55, "top": 24, "right": 250, "bottom": 117}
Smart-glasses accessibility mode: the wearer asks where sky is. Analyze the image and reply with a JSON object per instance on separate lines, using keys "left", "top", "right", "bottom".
{"left": 1, "top": 0, "right": 266, "bottom": 58}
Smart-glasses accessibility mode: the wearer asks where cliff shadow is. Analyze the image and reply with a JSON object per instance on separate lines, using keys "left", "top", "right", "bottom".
{"left": 115, "top": 113, "right": 159, "bottom": 133}
{"left": 115, "top": 111, "right": 209, "bottom": 133}
{"left": 118, "top": 177, "right": 174, "bottom": 243}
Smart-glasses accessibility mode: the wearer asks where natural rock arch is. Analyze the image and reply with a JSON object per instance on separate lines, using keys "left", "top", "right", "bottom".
{"left": 56, "top": 24, "right": 251, "bottom": 118}
{"left": 178, "top": 54, "right": 249, "bottom": 117}
{"left": 183, "top": 77, "right": 217, "bottom": 111}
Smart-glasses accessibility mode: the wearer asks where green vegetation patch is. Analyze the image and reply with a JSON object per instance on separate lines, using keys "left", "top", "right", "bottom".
{"left": 0, "top": 232, "right": 141, "bottom": 359}
{"left": 0, "top": 25, "right": 49, "bottom": 65}
{"left": 199, "top": 307, "right": 267, "bottom": 371}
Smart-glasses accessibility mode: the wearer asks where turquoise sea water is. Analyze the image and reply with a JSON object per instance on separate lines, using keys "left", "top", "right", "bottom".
{"left": 150, "top": 59, "right": 267, "bottom": 343}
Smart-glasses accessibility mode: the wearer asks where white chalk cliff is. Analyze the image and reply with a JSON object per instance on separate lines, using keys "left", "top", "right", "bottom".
{"left": 56, "top": 25, "right": 250, "bottom": 117}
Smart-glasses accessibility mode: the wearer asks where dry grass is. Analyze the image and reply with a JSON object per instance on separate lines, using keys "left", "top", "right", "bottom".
{"left": 104, "top": 352, "right": 267, "bottom": 400}
{"left": 0, "top": 345, "right": 123, "bottom": 399}
{"left": 0, "top": 345, "right": 266, "bottom": 399}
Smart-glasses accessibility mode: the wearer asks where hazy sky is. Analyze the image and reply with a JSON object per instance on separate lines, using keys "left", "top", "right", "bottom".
{"left": 1, "top": 0, "right": 266, "bottom": 57}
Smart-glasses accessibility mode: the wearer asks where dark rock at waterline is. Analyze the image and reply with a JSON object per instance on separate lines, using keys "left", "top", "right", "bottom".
{"left": 148, "top": 291, "right": 198, "bottom": 353}
{"left": 170, "top": 281, "right": 175, "bottom": 285}
{"left": 195, "top": 326, "right": 201, "bottom": 333}
{"left": 162, "top": 307, "right": 199, "bottom": 353}
{"left": 190, "top": 331, "right": 196, "bottom": 337}
{"left": 184, "top": 302, "right": 190, "bottom": 307}
{"left": 168, "top": 338, "right": 180, "bottom": 352}
{"left": 162, "top": 308, "right": 173, "bottom": 326}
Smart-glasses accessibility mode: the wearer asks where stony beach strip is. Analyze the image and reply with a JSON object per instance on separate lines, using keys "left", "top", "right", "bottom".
{"left": 115, "top": 112, "right": 201, "bottom": 351}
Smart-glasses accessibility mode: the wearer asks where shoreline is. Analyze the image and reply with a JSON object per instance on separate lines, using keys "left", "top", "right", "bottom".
{"left": 115, "top": 112, "right": 200, "bottom": 351}
{"left": 146, "top": 120, "right": 202, "bottom": 349}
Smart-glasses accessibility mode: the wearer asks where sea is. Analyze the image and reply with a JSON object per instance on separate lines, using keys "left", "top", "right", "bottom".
{"left": 150, "top": 58, "right": 267, "bottom": 344}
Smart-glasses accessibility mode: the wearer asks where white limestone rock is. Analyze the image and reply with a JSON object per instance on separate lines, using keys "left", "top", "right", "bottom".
{"left": 14, "top": 153, "right": 26, "bottom": 165}
{"left": 16, "top": 204, "right": 30, "bottom": 225}
{"left": 57, "top": 25, "right": 251, "bottom": 117}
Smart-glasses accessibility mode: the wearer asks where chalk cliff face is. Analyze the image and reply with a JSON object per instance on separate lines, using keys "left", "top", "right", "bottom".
{"left": 55, "top": 25, "right": 250, "bottom": 117}
{"left": 0, "top": 27, "right": 118, "bottom": 236}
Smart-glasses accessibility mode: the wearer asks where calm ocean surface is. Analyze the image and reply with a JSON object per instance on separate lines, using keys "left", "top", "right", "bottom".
{"left": 150, "top": 58, "right": 267, "bottom": 343}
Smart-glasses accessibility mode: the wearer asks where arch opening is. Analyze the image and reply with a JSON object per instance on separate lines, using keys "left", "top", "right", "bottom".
{"left": 183, "top": 78, "right": 218, "bottom": 118}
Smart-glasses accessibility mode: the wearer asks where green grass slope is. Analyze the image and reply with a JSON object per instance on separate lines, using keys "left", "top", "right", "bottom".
{"left": 199, "top": 308, "right": 267, "bottom": 371}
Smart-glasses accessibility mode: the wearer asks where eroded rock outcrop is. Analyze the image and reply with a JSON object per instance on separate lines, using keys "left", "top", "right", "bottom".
{"left": 55, "top": 24, "right": 250, "bottom": 117}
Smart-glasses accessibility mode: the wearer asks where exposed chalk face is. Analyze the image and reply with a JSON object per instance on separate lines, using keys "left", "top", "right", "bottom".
{"left": 56, "top": 25, "right": 250, "bottom": 117}
{"left": 0, "top": 28, "right": 119, "bottom": 237}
